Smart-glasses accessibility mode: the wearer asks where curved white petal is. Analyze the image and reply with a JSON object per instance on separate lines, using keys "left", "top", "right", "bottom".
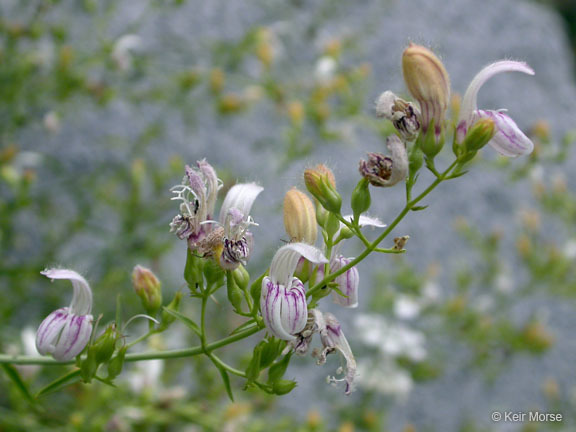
{"left": 269, "top": 242, "right": 328, "bottom": 288}
{"left": 41, "top": 269, "right": 93, "bottom": 315}
{"left": 477, "top": 110, "right": 534, "bottom": 157}
{"left": 219, "top": 183, "right": 263, "bottom": 225}
{"left": 459, "top": 61, "right": 534, "bottom": 126}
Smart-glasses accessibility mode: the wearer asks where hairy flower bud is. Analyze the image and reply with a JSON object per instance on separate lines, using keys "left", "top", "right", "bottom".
{"left": 132, "top": 265, "right": 163, "bottom": 315}
{"left": 284, "top": 188, "right": 318, "bottom": 244}
{"left": 402, "top": 44, "right": 450, "bottom": 136}
{"left": 359, "top": 136, "right": 408, "bottom": 187}
{"left": 304, "top": 165, "right": 342, "bottom": 214}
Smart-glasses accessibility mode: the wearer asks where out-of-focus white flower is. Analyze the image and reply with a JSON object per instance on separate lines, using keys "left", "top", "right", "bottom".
{"left": 354, "top": 314, "right": 427, "bottom": 361}
{"left": 563, "top": 239, "right": 576, "bottom": 259}
{"left": 315, "top": 56, "right": 337, "bottom": 83}
{"left": 356, "top": 357, "right": 413, "bottom": 399}
{"left": 112, "top": 34, "right": 142, "bottom": 71}
{"left": 394, "top": 295, "right": 421, "bottom": 320}
{"left": 35, "top": 269, "right": 94, "bottom": 361}
{"left": 127, "top": 359, "right": 164, "bottom": 394}
{"left": 43, "top": 111, "right": 61, "bottom": 134}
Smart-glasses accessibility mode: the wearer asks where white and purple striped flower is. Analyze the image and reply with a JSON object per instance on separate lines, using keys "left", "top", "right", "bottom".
{"left": 170, "top": 159, "right": 222, "bottom": 248}
{"left": 286, "top": 309, "right": 357, "bottom": 395}
{"left": 330, "top": 256, "right": 359, "bottom": 308}
{"left": 457, "top": 61, "right": 535, "bottom": 157}
{"left": 260, "top": 243, "right": 328, "bottom": 340}
{"left": 218, "top": 183, "right": 263, "bottom": 270}
{"left": 35, "top": 269, "right": 94, "bottom": 361}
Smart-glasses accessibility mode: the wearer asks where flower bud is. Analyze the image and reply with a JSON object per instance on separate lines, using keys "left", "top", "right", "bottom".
{"left": 284, "top": 188, "right": 318, "bottom": 244}
{"left": 402, "top": 44, "right": 450, "bottom": 136}
{"left": 359, "top": 136, "right": 408, "bottom": 187}
{"left": 132, "top": 265, "right": 163, "bottom": 315}
{"left": 304, "top": 165, "right": 342, "bottom": 214}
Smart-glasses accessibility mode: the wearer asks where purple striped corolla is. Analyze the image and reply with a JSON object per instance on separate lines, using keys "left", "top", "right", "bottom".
{"left": 260, "top": 243, "right": 328, "bottom": 340}
{"left": 457, "top": 61, "right": 535, "bottom": 157}
{"left": 35, "top": 269, "right": 94, "bottom": 361}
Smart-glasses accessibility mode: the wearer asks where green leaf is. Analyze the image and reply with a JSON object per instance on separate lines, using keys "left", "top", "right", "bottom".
{"left": 36, "top": 369, "right": 82, "bottom": 398}
{"left": 215, "top": 365, "right": 234, "bottom": 401}
{"left": 1, "top": 363, "right": 36, "bottom": 404}
{"left": 230, "top": 319, "right": 257, "bottom": 336}
{"left": 411, "top": 205, "right": 429, "bottom": 212}
{"left": 162, "top": 307, "right": 202, "bottom": 337}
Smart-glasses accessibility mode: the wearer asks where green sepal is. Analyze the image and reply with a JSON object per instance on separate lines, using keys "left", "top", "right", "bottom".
{"left": 106, "top": 345, "right": 128, "bottom": 380}
{"left": 227, "top": 271, "right": 244, "bottom": 314}
{"left": 184, "top": 249, "right": 204, "bottom": 294}
{"left": 267, "top": 353, "right": 292, "bottom": 384}
{"left": 350, "top": 177, "right": 371, "bottom": 223}
{"left": 159, "top": 291, "right": 183, "bottom": 331}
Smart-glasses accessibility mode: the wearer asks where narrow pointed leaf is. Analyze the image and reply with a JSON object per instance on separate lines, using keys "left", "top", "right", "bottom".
{"left": 36, "top": 369, "right": 82, "bottom": 398}
{"left": 162, "top": 307, "right": 201, "bottom": 337}
{"left": 1, "top": 364, "right": 36, "bottom": 404}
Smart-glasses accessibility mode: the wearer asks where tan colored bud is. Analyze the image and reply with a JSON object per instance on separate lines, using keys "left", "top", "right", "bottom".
{"left": 402, "top": 44, "right": 450, "bottom": 134}
{"left": 304, "top": 165, "right": 341, "bottom": 214}
{"left": 132, "top": 265, "right": 162, "bottom": 314}
{"left": 312, "top": 164, "right": 336, "bottom": 187}
{"left": 284, "top": 188, "right": 317, "bottom": 244}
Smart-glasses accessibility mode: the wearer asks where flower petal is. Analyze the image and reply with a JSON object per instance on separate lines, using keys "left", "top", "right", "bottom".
{"left": 41, "top": 269, "right": 93, "bottom": 315}
{"left": 35, "top": 308, "right": 69, "bottom": 356}
{"left": 52, "top": 314, "right": 93, "bottom": 361}
{"left": 219, "top": 183, "right": 263, "bottom": 225}
{"left": 459, "top": 61, "right": 534, "bottom": 125}
{"left": 477, "top": 110, "right": 534, "bottom": 157}
{"left": 269, "top": 242, "right": 328, "bottom": 288}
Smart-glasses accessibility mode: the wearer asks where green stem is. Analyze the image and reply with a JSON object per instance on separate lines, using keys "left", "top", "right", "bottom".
{"left": 0, "top": 325, "right": 263, "bottom": 366}
{"left": 307, "top": 159, "right": 459, "bottom": 299}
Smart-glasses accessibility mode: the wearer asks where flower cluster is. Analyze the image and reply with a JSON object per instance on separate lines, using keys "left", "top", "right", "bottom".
{"left": 29, "top": 44, "right": 536, "bottom": 400}
{"left": 169, "top": 159, "right": 263, "bottom": 270}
